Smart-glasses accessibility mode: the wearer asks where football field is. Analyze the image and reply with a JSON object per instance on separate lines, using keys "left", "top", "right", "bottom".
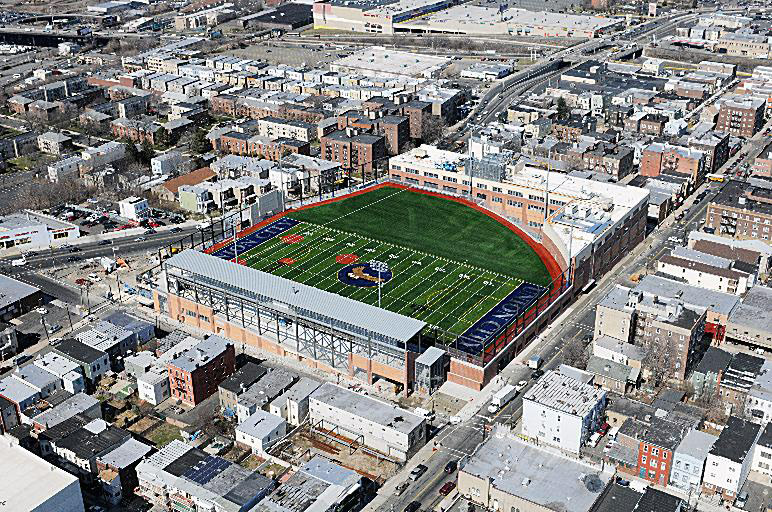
{"left": 207, "top": 186, "right": 552, "bottom": 354}
{"left": 231, "top": 220, "right": 521, "bottom": 342}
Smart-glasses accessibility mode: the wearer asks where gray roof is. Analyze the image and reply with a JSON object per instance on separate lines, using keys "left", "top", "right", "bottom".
{"left": 236, "top": 410, "right": 285, "bottom": 438}
{"left": 462, "top": 426, "right": 611, "bottom": 512}
{"left": 0, "top": 275, "right": 39, "bottom": 309}
{"left": 586, "top": 356, "right": 637, "bottom": 383}
{"left": 98, "top": 437, "right": 153, "bottom": 469}
{"left": 168, "top": 335, "right": 232, "bottom": 373}
{"left": 12, "top": 364, "right": 59, "bottom": 390}
{"left": 32, "top": 392, "right": 99, "bottom": 429}
{"left": 300, "top": 455, "right": 359, "bottom": 487}
{"left": 0, "top": 376, "right": 38, "bottom": 404}
{"left": 165, "top": 250, "right": 426, "bottom": 344}
{"left": 593, "top": 335, "right": 646, "bottom": 361}
{"left": 728, "top": 285, "right": 772, "bottom": 334}
{"left": 674, "top": 429, "right": 717, "bottom": 462}
{"left": 636, "top": 275, "right": 739, "bottom": 316}
{"left": 310, "top": 383, "right": 424, "bottom": 435}
{"left": 415, "top": 346, "right": 445, "bottom": 366}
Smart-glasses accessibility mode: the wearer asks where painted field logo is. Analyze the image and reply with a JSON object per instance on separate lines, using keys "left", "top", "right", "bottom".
{"left": 338, "top": 262, "right": 393, "bottom": 288}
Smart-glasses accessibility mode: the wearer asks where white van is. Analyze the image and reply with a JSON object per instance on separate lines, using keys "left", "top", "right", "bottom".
{"left": 11, "top": 256, "right": 26, "bottom": 267}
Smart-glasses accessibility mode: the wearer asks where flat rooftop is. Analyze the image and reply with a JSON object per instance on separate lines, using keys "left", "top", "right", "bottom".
{"left": 728, "top": 285, "right": 772, "bottom": 335}
{"left": 0, "top": 442, "right": 82, "bottom": 511}
{"left": 523, "top": 370, "right": 606, "bottom": 417}
{"left": 310, "top": 382, "right": 424, "bottom": 434}
{"left": 401, "top": 5, "right": 621, "bottom": 32}
{"left": 0, "top": 274, "right": 40, "bottom": 309}
{"left": 463, "top": 426, "right": 611, "bottom": 512}
{"left": 331, "top": 46, "right": 450, "bottom": 77}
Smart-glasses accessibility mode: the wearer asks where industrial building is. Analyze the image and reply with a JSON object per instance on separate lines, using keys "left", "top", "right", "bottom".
{"left": 313, "top": 0, "right": 454, "bottom": 35}
{"left": 329, "top": 46, "right": 451, "bottom": 78}
{"left": 399, "top": 5, "right": 624, "bottom": 38}
{"left": 0, "top": 274, "right": 42, "bottom": 321}
{"left": 309, "top": 382, "right": 426, "bottom": 462}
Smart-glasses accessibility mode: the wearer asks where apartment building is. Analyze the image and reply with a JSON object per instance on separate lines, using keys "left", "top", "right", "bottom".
{"left": 715, "top": 95, "right": 765, "bottom": 137}
{"left": 702, "top": 416, "right": 762, "bottom": 503}
{"left": 256, "top": 116, "right": 316, "bottom": 142}
{"left": 751, "top": 423, "right": 772, "bottom": 479}
{"left": 640, "top": 143, "right": 705, "bottom": 184}
{"left": 718, "top": 353, "right": 765, "bottom": 414}
{"left": 321, "top": 130, "right": 386, "bottom": 178}
{"left": 656, "top": 250, "right": 752, "bottom": 296}
{"left": 521, "top": 370, "right": 607, "bottom": 454}
{"left": 595, "top": 286, "right": 706, "bottom": 382}
{"left": 705, "top": 180, "right": 772, "bottom": 243}
{"left": 669, "top": 429, "right": 718, "bottom": 495}
{"left": 167, "top": 335, "right": 236, "bottom": 406}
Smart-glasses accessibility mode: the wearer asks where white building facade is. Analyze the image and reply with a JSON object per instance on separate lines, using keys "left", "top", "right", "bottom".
{"left": 521, "top": 370, "right": 607, "bottom": 454}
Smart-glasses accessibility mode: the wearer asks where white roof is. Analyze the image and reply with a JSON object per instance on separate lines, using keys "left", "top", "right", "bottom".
{"left": 0, "top": 441, "right": 83, "bottom": 512}
{"left": 236, "top": 409, "right": 286, "bottom": 438}
{"left": 34, "top": 352, "right": 81, "bottom": 379}
{"left": 523, "top": 370, "right": 606, "bottom": 417}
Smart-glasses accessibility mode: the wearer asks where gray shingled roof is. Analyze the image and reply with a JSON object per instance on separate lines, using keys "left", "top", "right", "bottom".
{"left": 165, "top": 250, "right": 426, "bottom": 344}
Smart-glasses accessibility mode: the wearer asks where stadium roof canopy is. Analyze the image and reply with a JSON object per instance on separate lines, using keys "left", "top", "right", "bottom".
{"left": 165, "top": 249, "right": 426, "bottom": 345}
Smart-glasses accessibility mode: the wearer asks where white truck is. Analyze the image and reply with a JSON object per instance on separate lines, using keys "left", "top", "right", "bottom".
{"left": 488, "top": 384, "right": 518, "bottom": 414}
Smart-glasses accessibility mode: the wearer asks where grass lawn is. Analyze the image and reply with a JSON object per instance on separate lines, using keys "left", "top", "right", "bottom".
{"left": 287, "top": 186, "right": 550, "bottom": 286}
{"left": 146, "top": 422, "right": 183, "bottom": 448}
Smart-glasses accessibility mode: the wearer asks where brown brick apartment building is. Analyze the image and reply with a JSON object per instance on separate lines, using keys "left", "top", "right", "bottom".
{"left": 705, "top": 180, "right": 772, "bottom": 243}
{"left": 321, "top": 130, "right": 386, "bottom": 179}
{"left": 716, "top": 96, "right": 765, "bottom": 138}
{"left": 167, "top": 335, "right": 235, "bottom": 406}
{"left": 640, "top": 143, "right": 705, "bottom": 183}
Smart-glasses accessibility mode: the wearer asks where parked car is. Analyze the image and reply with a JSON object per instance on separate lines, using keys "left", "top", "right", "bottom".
{"left": 404, "top": 502, "right": 421, "bottom": 512}
{"left": 444, "top": 460, "right": 457, "bottom": 473}
{"left": 87, "top": 273, "right": 101, "bottom": 282}
{"left": 134, "top": 236, "right": 147, "bottom": 242}
{"left": 47, "top": 324, "right": 61, "bottom": 334}
{"left": 395, "top": 482, "right": 409, "bottom": 496}
{"left": 14, "top": 354, "right": 32, "bottom": 366}
{"left": 36, "top": 307, "right": 48, "bottom": 315}
{"left": 98, "top": 239, "right": 112, "bottom": 246}
{"left": 530, "top": 369, "right": 544, "bottom": 380}
{"left": 170, "top": 227, "right": 183, "bottom": 233}
{"left": 597, "top": 422, "right": 610, "bottom": 436}
{"left": 514, "top": 380, "right": 528, "bottom": 393}
{"left": 409, "top": 464, "right": 428, "bottom": 481}
{"left": 439, "top": 481, "right": 456, "bottom": 496}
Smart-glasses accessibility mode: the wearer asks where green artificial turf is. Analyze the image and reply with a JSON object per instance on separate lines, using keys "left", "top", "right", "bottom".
{"left": 287, "top": 186, "right": 552, "bottom": 286}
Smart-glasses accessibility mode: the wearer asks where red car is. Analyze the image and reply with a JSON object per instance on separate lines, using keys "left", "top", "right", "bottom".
{"left": 439, "top": 481, "right": 456, "bottom": 496}
{"left": 597, "top": 422, "right": 610, "bottom": 436}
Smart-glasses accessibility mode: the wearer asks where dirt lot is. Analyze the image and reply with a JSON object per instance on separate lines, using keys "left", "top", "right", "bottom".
{"left": 279, "top": 426, "right": 401, "bottom": 484}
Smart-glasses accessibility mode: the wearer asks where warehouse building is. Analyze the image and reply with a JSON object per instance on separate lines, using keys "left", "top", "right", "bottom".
{"left": 0, "top": 274, "right": 42, "bottom": 321}
{"left": 308, "top": 382, "right": 426, "bottom": 462}
{"left": 313, "top": 0, "right": 454, "bottom": 35}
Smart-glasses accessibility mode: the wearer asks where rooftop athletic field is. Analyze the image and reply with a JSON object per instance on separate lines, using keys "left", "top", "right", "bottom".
{"left": 206, "top": 185, "right": 554, "bottom": 355}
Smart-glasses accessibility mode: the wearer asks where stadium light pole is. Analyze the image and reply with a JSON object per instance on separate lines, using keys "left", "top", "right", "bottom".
{"left": 370, "top": 260, "right": 389, "bottom": 308}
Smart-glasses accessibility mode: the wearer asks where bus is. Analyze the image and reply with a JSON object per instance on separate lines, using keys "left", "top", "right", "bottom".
{"left": 707, "top": 173, "right": 725, "bottom": 183}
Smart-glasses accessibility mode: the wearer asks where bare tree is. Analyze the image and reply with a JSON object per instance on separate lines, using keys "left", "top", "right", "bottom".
{"left": 642, "top": 336, "right": 679, "bottom": 389}
{"left": 421, "top": 115, "right": 446, "bottom": 144}
{"left": 562, "top": 333, "right": 590, "bottom": 370}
